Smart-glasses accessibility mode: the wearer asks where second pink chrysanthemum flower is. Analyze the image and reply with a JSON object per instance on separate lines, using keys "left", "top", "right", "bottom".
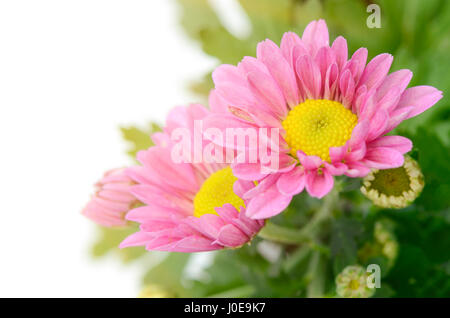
{"left": 205, "top": 19, "right": 442, "bottom": 219}
{"left": 120, "top": 104, "right": 264, "bottom": 252}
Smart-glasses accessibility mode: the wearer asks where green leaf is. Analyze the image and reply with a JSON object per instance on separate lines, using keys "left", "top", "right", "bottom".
{"left": 120, "top": 123, "right": 161, "bottom": 159}
{"left": 188, "top": 250, "right": 250, "bottom": 297}
{"left": 411, "top": 128, "right": 450, "bottom": 211}
{"left": 330, "top": 218, "right": 363, "bottom": 275}
{"left": 374, "top": 283, "right": 396, "bottom": 298}
{"left": 143, "top": 253, "right": 191, "bottom": 297}
{"left": 90, "top": 224, "right": 146, "bottom": 263}
{"left": 385, "top": 244, "right": 450, "bottom": 297}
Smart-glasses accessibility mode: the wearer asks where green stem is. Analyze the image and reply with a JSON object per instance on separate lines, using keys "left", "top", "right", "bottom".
{"left": 257, "top": 187, "right": 339, "bottom": 247}
{"left": 305, "top": 251, "right": 327, "bottom": 298}
{"left": 302, "top": 187, "right": 339, "bottom": 236}
{"left": 283, "top": 244, "right": 310, "bottom": 272}
{"left": 258, "top": 222, "right": 309, "bottom": 244}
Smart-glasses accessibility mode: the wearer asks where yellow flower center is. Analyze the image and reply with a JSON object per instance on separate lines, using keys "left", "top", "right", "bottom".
{"left": 282, "top": 99, "right": 357, "bottom": 162}
{"left": 349, "top": 279, "right": 361, "bottom": 290}
{"left": 193, "top": 167, "right": 244, "bottom": 218}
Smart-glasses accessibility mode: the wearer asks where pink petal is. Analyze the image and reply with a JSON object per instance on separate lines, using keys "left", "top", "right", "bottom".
{"left": 119, "top": 231, "right": 154, "bottom": 248}
{"left": 297, "top": 152, "right": 322, "bottom": 170}
{"left": 280, "top": 31, "right": 304, "bottom": 68}
{"left": 346, "top": 143, "right": 367, "bottom": 161}
{"left": 131, "top": 185, "right": 177, "bottom": 208}
{"left": 344, "top": 162, "right": 371, "bottom": 178}
{"left": 209, "top": 89, "right": 229, "bottom": 113}
{"left": 296, "top": 55, "right": 322, "bottom": 99}
{"left": 242, "top": 174, "right": 279, "bottom": 200}
{"left": 151, "top": 132, "right": 170, "bottom": 147}
{"left": 238, "top": 56, "right": 269, "bottom": 76}
{"left": 203, "top": 114, "right": 257, "bottom": 149}
{"left": 329, "top": 145, "right": 347, "bottom": 162}
{"left": 195, "top": 214, "right": 227, "bottom": 240}
{"left": 324, "top": 63, "right": 339, "bottom": 100}
{"left": 352, "top": 84, "right": 368, "bottom": 114}
{"left": 358, "top": 53, "right": 393, "bottom": 90}
{"left": 368, "top": 136, "right": 412, "bottom": 154}
{"left": 344, "top": 48, "right": 368, "bottom": 84}
{"left": 246, "top": 188, "right": 292, "bottom": 219}
{"left": 233, "top": 213, "right": 262, "bottom": 237}
{"left": 339, "top": 69, "right": 355, "bottom": 107}
{"left": 141, "top": 220, "right": 178, "bottom": 233}
{"left": 126, "top": 205, "right": 184, "bottom": 223}
{"left": 363, "top": 147, "right": 404, "bottom": 169}
{"left": 305, "top": 169, "right": 334, "bottom": 199}
{"left": 383, "top": 106, "right": 414, "bottom": 134}
{"left": 82, "top": 201, "right": 126, "bottom": 227}
{"left": 164, "top": 106, "right": 190, "bottom": 133}
{"left": 257, "top": 39, "right": 299, "bottom": 108}
{"left": 276, "top": 167, "right": 306, "bottom": 196}
{"left": 215, "top": 203, "right": 240, "bottom": 223}
{"left": 161, "top": 236, "right": 220, "bottom": 253}
{"left": 187, "top": 103, "right": 210, "bottom": 121}
{"left": 367, "top": 109, "right": 389, "bottom": 141}
{"left": 212, "top": 64, "right": 246, "bottom": 86}
{"left": 315, "top": 46, "right": 336, "bottom": 81}
{"left": 397, "top": 86, "right": 443, "bottom": 119}
{"left": 348, "top": 121, "right": 370, "bottom": 149}
{"left": 141, "top": 147, "right": 198, "bottom": 191}
{"left": 377, "top": 85, "right": 403, "bottom": 113}
{"left": 358, "top": 89, "right": 378, "bottom": 120}
{"left": 126, "top": 165, "right": 158, "bottom": 187}
{"left": 233, "top": 179, "right": 255, "bottom": 198}
{"left": 215, "top": 83, "right": 259, "bottom": 113}
{"left": 376, "top": 69, "right": 412, "bottom": 100}
{"left": 232, "top": 161, "right": 267, "bottom": 181}
{"left": 324, "top": 162, "right": 347, "bottom": 176}
{"left": 331, "top": 36, "right": 348, "bottom": 70}
{"left": 215, "top": 224, "right": 248, "bottom": 247}
{"left": 302, "top": 19, "right": 329, "bottom": 56}
{"left": 260, "top": 152, "right": 296, "bottom": 174}
{"left": 247, "top": 70, "right": 287, "bottom": 117}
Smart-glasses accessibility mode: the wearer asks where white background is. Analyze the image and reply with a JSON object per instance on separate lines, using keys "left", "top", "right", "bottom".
{"left": 0, "top": 0, "right": 249, "bottom": 297}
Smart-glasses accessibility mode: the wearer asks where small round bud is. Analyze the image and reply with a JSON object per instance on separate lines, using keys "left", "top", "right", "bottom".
{"left": 335, "top": 265, "right": 375, "bottom": 298}
{"left": 361, "top": 156, "right": 424, "bottom": 209}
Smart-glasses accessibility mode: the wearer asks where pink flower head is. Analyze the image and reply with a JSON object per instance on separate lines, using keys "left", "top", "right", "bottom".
{"left": 120, "top": 104, "right": 264, "bottom": 252}
{"left": 82, "top": 168, "right": 136, "bottom": 227}
{"left": 205, "top": 19, "right": 442, "bottom": 219}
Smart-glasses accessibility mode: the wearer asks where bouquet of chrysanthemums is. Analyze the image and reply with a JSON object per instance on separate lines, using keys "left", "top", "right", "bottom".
{"left": 82, "top": 0, "right": 450, "bottom": 298}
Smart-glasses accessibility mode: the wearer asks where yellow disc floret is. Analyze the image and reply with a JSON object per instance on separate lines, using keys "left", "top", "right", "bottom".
{"left": 193, "top": 167, "right": 244, "bottom": 218}
{"left": 282, "top": 99, "right": 357, "bottom": 162}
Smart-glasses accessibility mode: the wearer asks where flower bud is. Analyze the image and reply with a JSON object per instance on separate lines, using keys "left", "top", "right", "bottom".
{"left": 361, "top": 156, "right": 424, "bottom": 209}
{"left": 335, "top": 265, "right": 375, "bottom": 298}
{"left": 82, "top": 168, "right": 136, "bottom": 227}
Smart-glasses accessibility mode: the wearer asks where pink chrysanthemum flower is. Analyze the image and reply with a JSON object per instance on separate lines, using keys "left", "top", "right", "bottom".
{"left": 120, "top": 104, "right": 264, "bottom": 252}
{"left": 205, "top": 19, "right": 442, "bottom": 219}
{"left": 82, "top": 168, "right": 136, "bottom": 227}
